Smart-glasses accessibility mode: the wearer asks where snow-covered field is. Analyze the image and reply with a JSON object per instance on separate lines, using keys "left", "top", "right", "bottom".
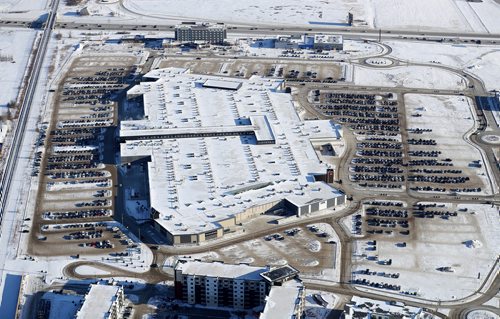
{"left": 372, "top": 0, "right": 471, "bottom": 32}
{"left": 0, "top": 29, "right": 36, "bottom": 108}
{"left": 386, "top": 41, "right": 500, "bottom": 91}
{"left": 467, "top": 0, "right": 500, "bottom": 33}
{"left": 387, "top": 41, "right": 500, "bottom": 69}
{"left": 122, "top": 0, "right": 365, "bottom": 26}
{"left": 0, "top": 0, "right": 48, "bottom": 11}
{"left": 57, "top": 0, "right": 500, "bottom": 33}
{"left": 466, "top": 50, "right": 500, "bottom": 91}
{"left": 354, "top": 65, "right": 466, "bottom": 90}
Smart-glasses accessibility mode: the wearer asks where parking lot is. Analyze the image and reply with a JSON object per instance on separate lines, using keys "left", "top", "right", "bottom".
{"left": 311, "top": 90, "right": 492, "bottom": 195}
{"left": 178, "top": 223, "right": 338, "bottom": 278}
{"left": 28, "top": 54, "right": 139, "bottom": 257}
{"left": 345, "top": 201, "right": 499, "bottom": 300}
{"left": 158, "top": 57, "right": 342, "bottom": 81}
{"left": 313, "top": 90, "right": 406, "bottom": 191}
{"left": 404, "top": 94, "right": 492, "bottom": 195}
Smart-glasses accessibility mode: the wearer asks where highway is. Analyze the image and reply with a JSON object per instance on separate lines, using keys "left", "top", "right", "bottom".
{"left": 3, "top": 13, "right": 500, "bottom": 45}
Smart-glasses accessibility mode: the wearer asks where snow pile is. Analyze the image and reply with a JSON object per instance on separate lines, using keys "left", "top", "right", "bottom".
{"left": 463, "top": 240, "right": 483, "bottom": 249}
{"left": 306, "top": 240, "right": 321, "bottom": 253}
{"left": 466, "top": 310, "right": 499, "bottom": 319}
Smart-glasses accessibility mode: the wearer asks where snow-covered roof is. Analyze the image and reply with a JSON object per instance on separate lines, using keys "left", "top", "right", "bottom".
{"left": 346, "top": 296, "right": 425, "bottom": 319}
{"left": 176, "top": 260, "right": 268, "bottom": 281}
{"left": 120, "top": 68, "right": 344, "bottom": 235}
{"left": 76, "top": 285, "right": 121, "bottom": 319}
{"left": 260, "top": 280, "right": 304, "bottom": 319}
{"left": 314, "top": 34, "right": 343, "bottom": 45}
{"left": 203, "top": 79, "right": 242, "bottom": 90}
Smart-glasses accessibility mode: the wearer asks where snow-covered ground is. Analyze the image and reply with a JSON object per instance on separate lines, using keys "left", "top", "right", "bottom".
{"left": 466, "top": 309, "right": 500, "bottom": 319}
{"left": 386, "top": 41, "right": 500, "bottom": 69}
{"left": 372, "top": 0, "right": 473, "bottom": 32}
{"left": 467, "top": 0, "right": 500, "bottom": 33}
{"left": 120, "top": 0, "right": 365, "bottom": 26}
{"left": 56, "top": 0, "right": 500, "bottom": 34}
{"left": 0, "top": 0, "right": 48, "bottom": 11}
{"left": 385, "top": 40, "right": 500, "bottom": 92}
{"left": 353, "top": 65, "right": 466, "bottom": 90}
{"left": 0, "top": 29, "right": 36, "bottom": 109}
{"left": 466, "top": 50, "right": 500, "bottom": 91}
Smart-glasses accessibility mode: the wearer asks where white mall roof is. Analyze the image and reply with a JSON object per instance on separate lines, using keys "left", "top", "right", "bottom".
{"left": 120, "top": 68, "right": 344, "bottom": 235}
{"left": 76, "top": 285, "right": 120, "bottom": 319}
{"left": 176, "top": 260, "right": 268, "bottom": 281}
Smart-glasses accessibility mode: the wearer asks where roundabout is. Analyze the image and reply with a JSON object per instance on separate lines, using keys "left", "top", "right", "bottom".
{"left": 364, "top": 57, "right": 395, "bottom": 67}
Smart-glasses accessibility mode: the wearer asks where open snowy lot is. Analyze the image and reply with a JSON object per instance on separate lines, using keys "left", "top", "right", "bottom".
{"left": 351, "top": 203, "right": 499, "bottom": 300}
{"left": 353, "top": 65, "right": 466, "bottom": 90}
{"left": 0, "top": 0, "right": 48, "bottom": 11}
{"left": 58, "top": 0, "right": 500, "bottom": 33}
{"left": 467, "top": 0, "right": 500, "bottom": 33}
{"left": 382, "top": 0, "right": 500, "bottom": 33}
{"left": 0, "top": 29, "right": 36, "bottom": 109}
{"left": 385, "top": 41, "right": 500, "bottom": 92}
{"left": 122, "top": 0, "right": 365, "bottom": 26}
{"left": 466, "top": 50, "right": 500, "bottom": 91}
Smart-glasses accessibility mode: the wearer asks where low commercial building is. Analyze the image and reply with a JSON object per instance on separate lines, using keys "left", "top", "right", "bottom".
{"left": 75, "top": 284, "right": 125, "bottom": 319}
{"left": 343, "top": 296, "right": 431, "bottom": 319}
{"left": 251, "top": 34, "right": 343, "bottom": 51}
{"left": 313, "top": 35, "right": 343, "bottom": 50}
{"left": 175, "top": 23, "right": 226, "bottom": 44}
{"left": 174, "top": 260, "right": 305, "bottom": 316}
{"left": 120, "top": 68, "right": 345, "bottom": 245}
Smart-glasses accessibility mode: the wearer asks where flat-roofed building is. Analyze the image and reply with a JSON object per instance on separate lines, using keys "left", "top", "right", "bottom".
{"left": 175, "top": 23, "right": 226, "bottom": 44}
{"left": 120, "top": 68, "right": 345, "bottom": 244}
{"left": 313, "top": 34, "right": 343, "bottom": 50}
{"left": 260, "top": 280, "right": 305, "bottom": 319}
{"left": 75, "top": 284, "right": 124, "bottom": 319}
{"left": 343, "top": 296, "right": 430, "bottom": 319}
{"left": 174, "top": 261, "right": 305, "bottom": 315}
{"left": 174, "top": 260, "right": 269, "bottom": 309}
